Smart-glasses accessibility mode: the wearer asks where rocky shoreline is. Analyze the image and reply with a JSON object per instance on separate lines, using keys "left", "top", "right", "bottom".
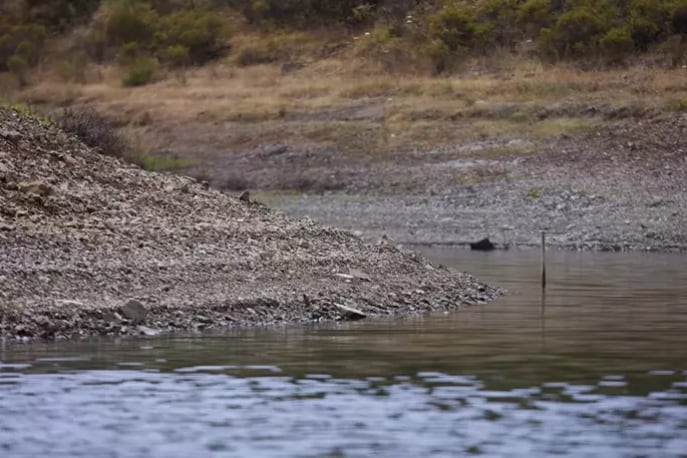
{"left": 271, "top": 115, "right": 687, "bottom": 253}
{"left": 0, "top": 108, "right": 499, "bottom": 341}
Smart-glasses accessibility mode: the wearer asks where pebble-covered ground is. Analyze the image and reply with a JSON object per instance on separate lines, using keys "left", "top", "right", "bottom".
{"left": 274, "top": 115, "right": 687, "bottom": 251}
{"left": 0, "top": 108, "right": 498, "bottom": 340}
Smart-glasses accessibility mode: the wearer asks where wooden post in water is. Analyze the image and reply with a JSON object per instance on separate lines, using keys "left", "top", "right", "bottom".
{"left": 541, "top": 231, "right": 546, "bottom": 289}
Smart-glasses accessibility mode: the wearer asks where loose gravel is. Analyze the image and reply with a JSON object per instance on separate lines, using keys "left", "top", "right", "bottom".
{"left": 0, "top": 108, "right": 499, "bottom": 341}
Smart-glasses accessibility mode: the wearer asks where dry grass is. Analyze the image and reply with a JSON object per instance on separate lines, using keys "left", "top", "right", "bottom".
{"left": 11, "top": 55, "right": 687, "bottom": 172}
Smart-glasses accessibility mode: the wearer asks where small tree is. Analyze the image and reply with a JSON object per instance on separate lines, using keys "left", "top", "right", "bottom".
{"left": 104, "top": 1, "right": 158, "bottom": 46}
{"left": 600, "top": 26, "right": 635, "bottom": 64}
{"left": 517, "top": 0, "right": 553, "bottom": 37}
{"left": 156, "top": 9, "right": 229, "bottom": 64}
{"left": 429, "top": 4, "right": 479, "bottom": 52}
{"left": 539, "top": 6, "right": 606, "bottom": 59}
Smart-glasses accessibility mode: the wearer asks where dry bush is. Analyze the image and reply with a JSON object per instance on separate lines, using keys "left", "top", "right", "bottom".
{"left": 57, "top": 106, "right": 129, "bottom": 156}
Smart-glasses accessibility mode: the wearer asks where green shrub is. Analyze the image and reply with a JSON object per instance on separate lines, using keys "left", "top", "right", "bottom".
{"left": 539, "top": 6, "right": 606, "bottom": 59}
{"left": 348, "top": 3, "right": 377, "bottom": 26}
{"left": 355, "top": 23, "right": 421, "bottom": 73}
{"left": 121, "top": 58, "right": 157, "bottom": 86}
{"left": 104, "top": 1, "right": 158, "bottom": 46}
{"left": 91, "top": 2, "right": 230, "bottom": 67}
{"left": 239, "top": 0, "right": 383, "bottom": 26}
{"left": 116, "top": 41, "right": 142, "bottom": 65}
{"left": 155, "top": 9, "right": 229, "bottom": 64}
{"left": 422, "top": 38, "right": 454, "bottom": 74}
{"left": 517, "top": 0, "right": 553, "bottom": 36}
{"left": 429, "top": 4, "right": 479, "bottom": 53}
{"left": 24, "top": 0, "right": 101, "bottom": 31}
{"left": 6, "top": 0, "right": 687, "bottom": 75}
{"left": 629, "top": 0, "right": 668, "bottom": 50}
{"left": 0, "top": 20, "right": 46, "bottom": 71}
{"left": 630, "top": 17, "right": 663, "bottom": 50}
{"left": 162, "top": 45, "right": 190, "bottom": 67}
{"left": 476, "top": 0, "right": 521, "bottom": 47}
{"left": 600, "top": 26, "right": 635, "bottom": 63}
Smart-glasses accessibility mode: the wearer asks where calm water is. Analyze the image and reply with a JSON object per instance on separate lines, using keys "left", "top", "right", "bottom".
{"left": 1, "top": 250, "right": 686, "bottom": 457}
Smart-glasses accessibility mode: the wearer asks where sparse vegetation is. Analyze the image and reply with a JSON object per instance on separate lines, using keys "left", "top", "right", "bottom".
{"left": 132, "top": 153, "right": 195, "bottom": 171}
{"left": 2, "top": 0, "right": 687, "bottom": 84}
{"left": 121, "top": 58, "right": 157, "bottom": 86}
{"left": 57, "top": 106, "right": 129, "bottom": 156}
{"left": 527, "top": 187, "right": 540, "bottom": 198}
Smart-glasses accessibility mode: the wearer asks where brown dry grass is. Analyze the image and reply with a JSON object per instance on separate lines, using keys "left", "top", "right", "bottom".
{"left": 9, "top": 53, "right": 687, "bottom": 174}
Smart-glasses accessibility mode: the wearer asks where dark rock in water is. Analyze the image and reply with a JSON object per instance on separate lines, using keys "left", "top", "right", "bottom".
{"left": 120, "top": 299, "right": 147, "bottom": 324}
{"left": 238, "top": 191, "right": 250, "bottom": 202}
{"left": 334, "top": 303, "right": 367, "bottom": 321}
{"left": 470, "top": 238, "right": 495, "bottom": 251}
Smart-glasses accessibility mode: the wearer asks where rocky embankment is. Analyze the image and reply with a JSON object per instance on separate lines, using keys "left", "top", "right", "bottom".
{"left": 0, "top": 108, "right": 498, "bottom": 340}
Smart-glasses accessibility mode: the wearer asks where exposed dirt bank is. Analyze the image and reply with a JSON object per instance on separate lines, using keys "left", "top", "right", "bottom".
{"left": 0, "top": 108, "right": 499, "bottom": 341}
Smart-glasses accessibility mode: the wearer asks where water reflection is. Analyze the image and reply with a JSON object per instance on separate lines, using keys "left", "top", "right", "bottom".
{"left": 1, "top": 250, "right": 686, "bottom": 457}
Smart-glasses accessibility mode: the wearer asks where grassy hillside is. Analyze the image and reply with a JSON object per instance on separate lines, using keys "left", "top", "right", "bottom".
{"left": 2, "top": 0, "right": 687, "bottom": 193}
{"left": 2, "top": 0, "right": 687, "bottom": 90}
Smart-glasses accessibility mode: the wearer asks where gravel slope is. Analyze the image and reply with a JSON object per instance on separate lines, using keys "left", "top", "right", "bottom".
{"left": 0, "top": 109, "right": 498, "bottom": 340}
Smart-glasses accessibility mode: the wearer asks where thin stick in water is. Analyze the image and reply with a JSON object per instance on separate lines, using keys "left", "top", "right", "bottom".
{"left": 541, "top": 231, "right": 546, "bottom": 289}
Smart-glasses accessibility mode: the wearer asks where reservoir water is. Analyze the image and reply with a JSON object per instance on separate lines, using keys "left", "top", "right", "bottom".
{"left": 1, "top": 250, "right": 686, "bottom": 457}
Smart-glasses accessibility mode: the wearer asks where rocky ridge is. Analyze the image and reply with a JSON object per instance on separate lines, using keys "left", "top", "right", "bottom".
{"left": 0, "top": 108, "right": 498, "bottom": 340}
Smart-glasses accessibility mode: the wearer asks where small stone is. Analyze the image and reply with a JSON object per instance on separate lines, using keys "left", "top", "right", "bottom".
{"left": 18, "top": 180, "right": 53, "bottom": 197}
{"left": 349, "top": 269, "right": 371, "bottom": 282}
{"left": 102, "top": 310, "right": 123, "bottom": 324}
{"left": 57, "top": 300, "right": 84, "bottom": 308}
{"left": 137, "top": 326, "right": 160, "bottom": 336}
{"left": 120, "top": 299, "right": 147, "bottom": 324}
{"left": 238, "top": 191, "right": 250, "bottom": 202}
{"left": 0, "top": 128, "right": 21, "bottom": 142}
{"left": 334, "top": 303, "right": 366, "bottom": 321}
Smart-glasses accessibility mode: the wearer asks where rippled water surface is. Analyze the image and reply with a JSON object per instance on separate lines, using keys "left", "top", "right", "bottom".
{"left": 1, "top": 250, "right": 687, "bottom": 457}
